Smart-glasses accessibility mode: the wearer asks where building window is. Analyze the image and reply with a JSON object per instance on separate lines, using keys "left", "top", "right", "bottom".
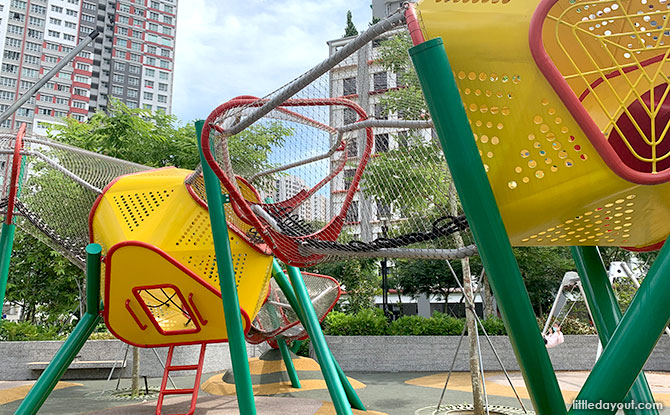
{"left": 145, "top": 80, "right": 154, "bottom": 88}
{"left": 29, "top": 16, "right": 44, "bottom": 26}
{"left": 158, "top": 83, "right": 168, "bottom": 92}
{"left": 127, "top": 89, "right": 138, "bottom": 98}
{"left": 27, "top": 29, "right": 43, "bottom": 39}
{"left": 376, "top": 200, "right": 391, "bottom": 219}
{"left": 145, "top": 56, "right": 156, "bottom": 66}
{"left": 49, "top": 17, "right": 62, "bottom": 25}
{"left": 373, "top": 72, "right": 388, "bottom": 91}
{"left": 159, "top": 72, "right": 169, "bottom": 80}
{"left": 64, "top": 21, "right": 76, "bottom": 29}
{"left": 51, "top": 5, "right": 63, "bottom": 12}
{"left": 343, "top": 77, "right": 356, "bottom": 96}
{"left": 73, "top": 87, "right": 88, "bottom": 96}
{"left": 111, "top": 86, "right": 123, "bottom": 95}
{"left": 375, "top": 133, "right": 389, "bottom": 153}
{"left": 343, "top": 107, "right": 357, "bottom": 125}
{"left": 128, "top": 77, "right": 139, "bottom": 86}
{"left": 76, "top": 62, "right": 91, "bottom": 71}
{"left": 20, "top": 80, "right": 34, "bottom": 89}
{"left": 157, "top": 94, "right": 167, "bottom": 103}
{"left": 39, "top": 108, "right": 52, "bottom": 116}
{"left": 48, "top": 30, "right": 61, "bottom": 38}
{"left": 72, "top": 100, "right": 87, "bottom": 109}
{"left": 63, "top": 34, "right": 75, "bottom": 42}
{"left": 345, "top": 200, "right": 359, "bottom": 223}
{"left": 347, "top": 139, "right": 357, "bottom": 158}
{"left": 129, "top": 65, "right": 141, "bottom": 74}
{"left": 145, "top": 68, "right": 155, "bottom": 77}
{"left": 30, "top": 4, "right": 46, "bottom": 14}
{"left": 114, "top": 61, "right": 126, "bottom": 71}
{"left": 113, "top": 73, "right": 124, "bottom": 83}
{"left": 66, "top": 9, "right": 77, "bottom": 17}
{"left": 143, "top": 92, "right": 153, "bottom": 100}
{"left": 143, "top": 104, "right": 152, "bottom": 110}
{"left": 22, "top": 68, "right": 39, "bottom": 78}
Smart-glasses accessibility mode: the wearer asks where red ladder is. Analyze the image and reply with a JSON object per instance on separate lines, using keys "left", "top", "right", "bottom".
{"left": 155, "top": 343, "right": 207, "bottom": 415}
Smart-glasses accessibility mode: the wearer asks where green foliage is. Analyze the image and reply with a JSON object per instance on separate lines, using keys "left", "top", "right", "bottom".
{"left": 294, "top": 339, "right": 311, "bottom": 358}
{"left": 559, "top": 317, "right": 596, "bottom": 335}
{"left": 344, "top": 10, "right": 359, "bottom": 37}
{"left": 307, "top": 258, "right": 378, "bottom": 313}
{"left": 49, "top": 99, "right": 199, "bottom": 169}
{"left": 392, "top": 258, "right": 459, "bottom": 300}
{"left": 513, "top": 247, "right": 574, "bottom": 315}
{"left": 6, "top": 230, "right": 84, "bottom": 325}
{"left": 0, "top": 321, "right": 63, "bottom": 341}
{"left": 323, "top": 310, "right": 509, "bottom": 336}
{"left": 323, "top": 309, "right": 389, "bottom": 336}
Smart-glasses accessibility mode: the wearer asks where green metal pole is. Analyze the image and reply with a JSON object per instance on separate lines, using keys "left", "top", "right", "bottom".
{"left": 0, "top": 222, "right": 16, "bottom": 317}
{"left": 15, "top": 244, "right": 102, "bottom": 415}
{"left": 410, "top": 38, "right": 566, "bottom": 415}
{"left": 571, "top": 246, "right": 657, "bottom": 414}
{"left": 290, "top": 339, "right": 304, "bottom": 354}
{"left": 272, "top": 261, "right": 365, "bottom": 411}
{"left": 570, "top": 243, "right": 670, "bottom": 414}
{"left": 196, "top": 120, "right": 256, "bottom": 415}
{"left": 277, "top": 337, "right": 301, "bottom": 388}
{"left": 285, "top": 265, "right": 351, "bottom": 415}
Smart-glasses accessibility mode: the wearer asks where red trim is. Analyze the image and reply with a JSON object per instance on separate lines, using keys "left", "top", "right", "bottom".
{"left": 132, "top": 283, "right": 202, "bottom": 336}
{"left": 103, "top": 240, "right": 252, "bottom": 348}
{"left": 5, "top": 124, "right": 26, "bottom": 225}
{"left": 529, "top": 0, "right": 670, "bottom": 184}
{"left": 125, "top": 299, "right": 148, "bottom": 330}
{"left": 201, "top": 97, "right": 373, "bottom": 266}
{"left": 405, "top": 4, "right": 426, "bottom": 46}
{"left": 188, "top": 293, "right": 208, "bottom": 326}
{"left": 624, "top": 239, "right": 666, "bottom": 252}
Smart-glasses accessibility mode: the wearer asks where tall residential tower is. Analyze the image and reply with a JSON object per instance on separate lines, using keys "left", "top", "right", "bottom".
{"left": 0, "top": 0, "right": 177, "bottom": 134}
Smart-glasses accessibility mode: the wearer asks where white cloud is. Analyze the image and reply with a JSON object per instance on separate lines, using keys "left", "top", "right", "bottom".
{"left": 172, "top": 0, "right": 372, "bottom": 124}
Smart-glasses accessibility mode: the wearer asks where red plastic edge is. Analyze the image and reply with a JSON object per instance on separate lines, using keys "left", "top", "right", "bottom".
{"left": 201, "top": 97, "right": 373, "bottom": 267}
{"left": 5, "top": 123, "right": 26, "bottom": 225}
{"left": 529, "top": 0, "right": 670, "bottom": 184}
{"left": 405, "top": 3, "right": 426, "bottom": 46}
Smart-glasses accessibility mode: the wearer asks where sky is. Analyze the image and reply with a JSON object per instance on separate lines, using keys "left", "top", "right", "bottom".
{"left": 171, "top": 0, "right": 373, "bottom": 125}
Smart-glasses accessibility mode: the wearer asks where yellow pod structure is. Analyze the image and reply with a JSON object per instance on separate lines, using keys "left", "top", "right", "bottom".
{"left": 89, "top": 167, "right": 272, "bottom": 348}
{"left": 415, "top": 0, "right": 670, "bottom": 250}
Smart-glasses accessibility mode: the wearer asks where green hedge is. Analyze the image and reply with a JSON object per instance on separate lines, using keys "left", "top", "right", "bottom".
{"left": 323, "top": 309, "right": 511, "bottom": 336}
{"left": 0, "top": 321, "right": 64, "bottom": 341}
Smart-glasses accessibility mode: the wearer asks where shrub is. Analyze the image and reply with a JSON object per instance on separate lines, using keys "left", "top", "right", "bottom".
{"left": 479, "top": 317, "right": 506, "bottom": 335}
{"left": 0, "top": 321, "right": 63, "bottom": 341}
{"left": 323, "top": 309, "right": 388, "bottom": 336}
{"left": 389, "top": 313, "right": 465, "bottom": 335}
{"left": 294, "top": 339, "right": 311, "bottom": 357}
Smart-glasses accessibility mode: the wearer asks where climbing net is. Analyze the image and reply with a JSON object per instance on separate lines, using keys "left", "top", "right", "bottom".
{"left": 0, "top": 133, "right": 149, "bottom": 269}
{"left": 198, "top": 8, "right": 476, "bottom": 267}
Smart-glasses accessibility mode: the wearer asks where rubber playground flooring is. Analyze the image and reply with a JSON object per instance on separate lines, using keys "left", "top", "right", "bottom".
{"left": 2, "top": 369, "right": 670, "bottom": 414}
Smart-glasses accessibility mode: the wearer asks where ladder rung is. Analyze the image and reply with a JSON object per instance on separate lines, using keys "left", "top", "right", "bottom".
{"left": 167, "top": 364, "right": 199, "bottom": 371}
{"left": 162, "top": 388, "right": 195, "bottom": 395}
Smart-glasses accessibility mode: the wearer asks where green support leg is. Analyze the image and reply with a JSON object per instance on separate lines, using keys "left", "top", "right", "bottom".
{"left": 410, "top": 38, "right": 566, "bottom": 415}
{"left": 571, "top": 246, "right": 657, "bottom": 414}
{"left": 0, "top": 222, "right": 16, "bottom": 316}
{"left": 196, "top": 120, "right": 256, "bottom": 415}
{"left": 15, "top": 244, "right": 102, "bottom": 415}
{"left": 569, "top": 242, "right": 670, "bottom": 414}
{"left": 277, "top": 337, "right": 301, "bottom": 388}
{"left": 272, "top": 261, "right": 361, "bottom": 413}
{"left": 290, "top": 339, "right": 304, "bottom": 354}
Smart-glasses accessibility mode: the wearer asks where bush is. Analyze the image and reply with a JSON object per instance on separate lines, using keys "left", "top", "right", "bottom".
{"left": 323, "top": 309, "right": 388, "bottom": 336}
{"left": 0, "top": 321, "right": 63, "bottom": 341}
{"left": 323, "top": 309, "right": 509, "bottom": 336}
{"left": 294, "top": 339, "right": 311, "bottom": 357}
{"left": 479, "top": 317, "right": 506, "bottom": 335}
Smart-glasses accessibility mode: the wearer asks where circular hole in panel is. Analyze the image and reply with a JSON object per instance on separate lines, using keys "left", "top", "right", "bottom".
{"left": 468, "top": 72, "right": 477, "bottom": 80}
{"left": 528, "top": 160, "right": 537, "bottom": 168}
{"left": 534, "top": 115, "right": 543, "bottom": 124}
{"left": 508, "top": 181, "right": 517, "bottom": 189}
{"left": 536, "top": 170, "right": 545, "bottom": 178}
{"left": 491, "top": 136, "right": 499, "bottom": 145}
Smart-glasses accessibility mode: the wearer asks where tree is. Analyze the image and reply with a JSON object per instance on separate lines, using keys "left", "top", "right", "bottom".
{"left": 308, "top": 258, "right": 378, "bottom": 313}
{"left": 344, "top": 11, "right": 359, "bottom": 37}
{"left": 6, "top": 230, "right": 83, "bottom": 328}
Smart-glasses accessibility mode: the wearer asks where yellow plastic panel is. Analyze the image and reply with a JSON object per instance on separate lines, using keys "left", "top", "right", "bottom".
{"left": 91, "top": 167, "right": 273, "bottom": 346}
{"left": 416, "top": 0, "right": 670, "bottom": 248}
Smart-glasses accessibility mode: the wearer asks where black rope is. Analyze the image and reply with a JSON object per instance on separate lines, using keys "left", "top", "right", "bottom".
{"left": 301, "top": 215, "right": 469, "bottom": 252}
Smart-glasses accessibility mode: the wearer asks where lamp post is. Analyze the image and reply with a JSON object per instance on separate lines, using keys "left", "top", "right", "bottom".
{"left": 380, "top": 218, "right": 390, "bottom": 319}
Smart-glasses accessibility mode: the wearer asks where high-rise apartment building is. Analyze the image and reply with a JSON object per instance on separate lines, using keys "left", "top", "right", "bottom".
{"left": 0, "top": 0, "right": 177, "bottom": 135}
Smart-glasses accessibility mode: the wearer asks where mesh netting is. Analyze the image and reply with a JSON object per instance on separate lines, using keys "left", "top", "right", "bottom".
{"left": 199, "top": 19, "right": 474, "bottom": 267}
{"left": 0, "top": 134, "right": 150, "bottom": 269}
{"left": 246, "top": 272, "right": 340, "bottom": 344}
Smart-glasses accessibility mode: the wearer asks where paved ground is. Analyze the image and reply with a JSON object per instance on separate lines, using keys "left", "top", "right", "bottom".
{"left": 2, "top": 369, "right": 669, "bottom": 414}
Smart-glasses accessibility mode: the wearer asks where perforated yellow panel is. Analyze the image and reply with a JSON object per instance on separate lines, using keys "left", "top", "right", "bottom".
{"left": 416, "top": 0, "right": 670, "bottom": 248}
{"left": 91, "top": 167, "right": 273, "bottom": 346}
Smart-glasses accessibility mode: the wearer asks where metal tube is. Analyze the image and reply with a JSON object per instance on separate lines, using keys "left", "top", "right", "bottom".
{"left": 223, "top": 11, "right": 406, "bottom": 137}
{"left": 619, "top": 263, "right": 670, "bottom": 338}
{"left": 0, "top": 223, "right": 16, "bottom": 315}
{"left": 410, "top": 38, "right": 565, "bottom": 415}
{"left": 0, "top": 31, "right": 100, "bottom": 125}
{"left": 196, "top": 120, "right": 256, "bottom": 414}
{"left": 570, "top": 246, "right": 661, "bottom": 414}
{"left": 271, "top": 261, "right": 365, "bottom": 411}
{"left": 300, "top": 245, "right": 478, "bottom": 260}
{"left": 85, "top": 244, "right": 101, "bottom": 314}
{"left": 277, "top": 337, "right": 301, "bottom": 389}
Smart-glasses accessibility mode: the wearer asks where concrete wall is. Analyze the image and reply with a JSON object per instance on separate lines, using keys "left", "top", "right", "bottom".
{"left": 0, "top": 340, "right": 268, "bottom": 381}
{"left": 324, "top": 335, "right": 670, "bottom": 372}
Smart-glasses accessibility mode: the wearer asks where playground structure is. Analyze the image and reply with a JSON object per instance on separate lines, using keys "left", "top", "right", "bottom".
{"left": 0, "top": 0, "right": 669, "bottom": 414}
